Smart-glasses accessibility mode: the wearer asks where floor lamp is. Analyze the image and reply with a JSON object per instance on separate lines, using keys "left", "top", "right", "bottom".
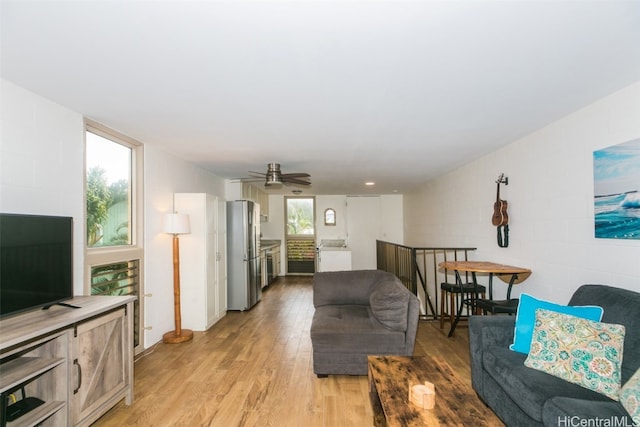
{"left": 162, "top": 212, "right": 193, "bottom": 344}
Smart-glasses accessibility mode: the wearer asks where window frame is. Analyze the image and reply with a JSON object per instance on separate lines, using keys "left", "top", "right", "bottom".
{"left": 84, "top": 119, "right": 144, "bottom": 352}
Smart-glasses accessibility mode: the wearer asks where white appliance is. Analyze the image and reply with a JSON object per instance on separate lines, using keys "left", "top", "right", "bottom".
{"left": 227, "top": 200, "right": 261, "bottom": 310}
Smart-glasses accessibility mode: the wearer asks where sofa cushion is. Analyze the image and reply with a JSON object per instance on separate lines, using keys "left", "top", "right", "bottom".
{"left": 310, "top": 305, "right": 406, "bottom": 353}
{"left": 620, "top": 367, "right": 640, "bottom": 420}
{"left": 483, "top": 345, "right": 611, "bottom": 422}
{"left": 369, "top": 279, "right": 410, "bottom": 331}
{"left": 510, "top": 292, "right": 603, "bottom": 354}
{"left": 525, "top": 309, "right": 625, "bottom": 400}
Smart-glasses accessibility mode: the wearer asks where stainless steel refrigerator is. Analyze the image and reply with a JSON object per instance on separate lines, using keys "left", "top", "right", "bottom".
{"left": 227, "top": 200, "right": 261, "bottom": 310}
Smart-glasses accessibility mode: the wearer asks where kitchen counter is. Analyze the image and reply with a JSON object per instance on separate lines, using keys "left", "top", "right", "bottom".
{"left": 260, "top": 240, "right": 281, "bottom": 251}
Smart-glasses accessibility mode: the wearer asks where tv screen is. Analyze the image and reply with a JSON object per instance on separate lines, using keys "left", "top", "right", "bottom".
{"left": 0, "top": 213, "right": 74, "bottom": 318}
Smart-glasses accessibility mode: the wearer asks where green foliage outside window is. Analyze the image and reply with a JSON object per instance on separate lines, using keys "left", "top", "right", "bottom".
{"left": 287, "top": 198, "right": 314, "bottom": 235}
{"left": 86, "top": 166, "right": 130, "bottom": 246}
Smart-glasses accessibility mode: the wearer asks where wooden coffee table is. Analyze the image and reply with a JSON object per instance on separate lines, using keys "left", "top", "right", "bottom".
{"left": 368, "top": 355, "right": 502, "bottom": 426}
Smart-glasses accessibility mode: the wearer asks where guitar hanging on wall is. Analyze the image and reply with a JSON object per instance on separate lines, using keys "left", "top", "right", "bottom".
{"left": 492, "top": 174, "right": 509, "bottom": 247}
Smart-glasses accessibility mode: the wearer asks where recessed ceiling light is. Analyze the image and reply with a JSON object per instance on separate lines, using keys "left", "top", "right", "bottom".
{"left": 365, "top": 182, "right": 375, "bottom": 186}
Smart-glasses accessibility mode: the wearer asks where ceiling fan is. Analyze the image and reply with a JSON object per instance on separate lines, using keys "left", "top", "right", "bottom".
{"left": 245, "top": 163, "right": 311, "bottom": 187}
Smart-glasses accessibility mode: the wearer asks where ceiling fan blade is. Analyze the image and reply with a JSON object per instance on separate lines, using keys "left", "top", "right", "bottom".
{"left": 281, "top": 173, "right": 310, "bottom": 178}
{"left": 283, "top": 177, "right": 311, "bottom": 185}
{"left": 245, "top": 164, "right": 311, "bottom": 187}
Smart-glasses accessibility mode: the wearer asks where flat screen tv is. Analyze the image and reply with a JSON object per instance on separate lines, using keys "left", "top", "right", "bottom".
{"left": 0, "top": 213, "right": 74, "bottom": 318}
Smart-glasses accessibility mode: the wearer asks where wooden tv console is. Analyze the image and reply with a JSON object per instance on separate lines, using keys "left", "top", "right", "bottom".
{"left": 0, "top": 296, "right": 135, "bottom": 427}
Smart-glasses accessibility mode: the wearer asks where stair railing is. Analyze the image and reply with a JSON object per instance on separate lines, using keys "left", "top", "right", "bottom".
{"left": 376, "top": 240, "right": 476, "bottom": 320}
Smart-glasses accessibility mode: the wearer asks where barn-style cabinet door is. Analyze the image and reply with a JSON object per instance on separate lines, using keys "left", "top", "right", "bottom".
{"left": 71, "top": 307, "right": 129, "bottom": 426}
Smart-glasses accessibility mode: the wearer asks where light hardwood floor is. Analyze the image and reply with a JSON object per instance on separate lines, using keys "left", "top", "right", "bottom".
{"left": 93, "top": 276, "right": 498, "bottom": 427}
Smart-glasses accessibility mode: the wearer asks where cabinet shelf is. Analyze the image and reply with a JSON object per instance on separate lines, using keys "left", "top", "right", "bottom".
{"left": 1, "top": 357, "right": 65, "bottom": 393}
{"left": 1, "top": 296, "right": 135, "bottom": 427}
{"left": 6, "top": 400, "right": 65, "bottom": 427}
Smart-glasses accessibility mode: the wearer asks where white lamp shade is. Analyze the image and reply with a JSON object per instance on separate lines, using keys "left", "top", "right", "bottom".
{"left": 162, "top": 213, "right": 190, "bottom": 235}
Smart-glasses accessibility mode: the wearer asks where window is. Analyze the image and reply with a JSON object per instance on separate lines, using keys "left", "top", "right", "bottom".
{"left": 91, "top": 260, "right": 141, "bottom": 348}
{"left": 324, "top": 208, "right": 336, "bottom": 226}
{"left": 84, "top": 119, "right": 144, "bottom": 353}
{"left": 286, "top": 197, "right": 315, "bottom": 235}
{"left": 86, "top": 131, "right": 132, "bottom": 247}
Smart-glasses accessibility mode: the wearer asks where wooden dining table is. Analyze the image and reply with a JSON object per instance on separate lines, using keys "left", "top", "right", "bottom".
{"left": 438, "top": 261, "right": 531, "bottom": 337}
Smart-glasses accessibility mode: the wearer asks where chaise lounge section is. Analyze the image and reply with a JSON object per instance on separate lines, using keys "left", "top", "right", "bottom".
{"left": 310, "top": 269, "right": 420, "bottom": 377}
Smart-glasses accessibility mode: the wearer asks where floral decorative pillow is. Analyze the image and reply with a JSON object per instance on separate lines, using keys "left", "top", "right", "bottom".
{"left": 524, "top": 308, "right": 625, "bottom": 400}
{"left": 620, "top": 367, "right": 640, "bottom": 422}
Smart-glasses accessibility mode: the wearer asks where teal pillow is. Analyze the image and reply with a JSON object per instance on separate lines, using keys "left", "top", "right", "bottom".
{"left": 510, "top": 293, "right": 603, "bottom": 354}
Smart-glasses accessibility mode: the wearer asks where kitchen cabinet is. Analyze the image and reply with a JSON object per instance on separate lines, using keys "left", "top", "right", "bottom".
{"left": 174, "top": 193, "right": 226, "bottom": 331}
{"left": 260, "top": 241, "right": 281, "bottom": 285}
{"left": 0, "top": 296, "right": 134, "bottom": 427}
{"left": 271, "top": 246, "right": 281, "bottom": 279}
{"left": 242, "top": 183, "right": 269, "bottom": 220}
{"left": 317, "top": 248, "right": 352, "bottom": 272}
{"left": 260, "top": 251, "right": 268, "bottom": 288}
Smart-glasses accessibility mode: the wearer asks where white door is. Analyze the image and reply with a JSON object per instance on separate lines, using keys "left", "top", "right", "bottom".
{"left": 347, "top": 196, "right": 380, "bottom": 270}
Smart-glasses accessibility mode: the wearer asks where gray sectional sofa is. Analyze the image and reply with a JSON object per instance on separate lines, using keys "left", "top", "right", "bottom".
{"left": 310, "top": 269, "right": 420, "bottom": 376}
{"left": 469, "top": 284, "right": 640, "bottom": 426}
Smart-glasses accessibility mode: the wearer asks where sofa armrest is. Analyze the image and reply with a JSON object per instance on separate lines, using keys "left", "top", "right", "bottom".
{"left": 313, "top": 270, "right": 393, "bottom": 307}
{"left": 469, "top": 315, "right": 516, "bottom": 399}
{"left": 403, "top": 293, "right": 420, "bottom": 354}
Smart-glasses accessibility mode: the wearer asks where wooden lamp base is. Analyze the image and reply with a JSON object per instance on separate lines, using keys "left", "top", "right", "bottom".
{"left": 162, "top": 329, "right": 193, "bottom": 344}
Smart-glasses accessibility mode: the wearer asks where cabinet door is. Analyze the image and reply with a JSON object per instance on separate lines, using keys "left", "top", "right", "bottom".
{"left": 72, "top": 308, "right": 127, "bottom": 425}
{"left": 273, "top": 248, "right": 281, "bottom": 277}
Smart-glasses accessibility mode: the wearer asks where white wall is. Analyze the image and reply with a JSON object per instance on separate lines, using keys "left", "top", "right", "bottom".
{"left": 316, "top": 195, "right": 348, "bottom": 242}
{"left": 404, "top": 81, "right": 640, "bottom": 304}
{"left": 1, "top": 79, "right": 86, "bottom": 293}
{"left": 141, "top": 145, "right": 226, "bottom": 346}
{"left": 261, "top": 194, "right": 403, "bottom": 272}
{"left": 380, "top": 194, "right": 404, "bottom": 244}
{"left": 1, "top": 78, "right": 227, "bottom": 348}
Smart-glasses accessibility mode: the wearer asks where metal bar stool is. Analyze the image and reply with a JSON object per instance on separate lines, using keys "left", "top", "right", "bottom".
{"left": 439, "top": 281, "right": 486, "bottom": 331}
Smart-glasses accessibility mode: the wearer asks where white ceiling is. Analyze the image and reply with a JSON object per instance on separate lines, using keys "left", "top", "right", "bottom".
{"left": 2, "top": 1, "right": 640, "bottom": 195}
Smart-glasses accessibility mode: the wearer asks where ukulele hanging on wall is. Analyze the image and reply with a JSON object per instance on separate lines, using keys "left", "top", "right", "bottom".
{"left": 492, "top": 174, "right": 509, "bottom": 247}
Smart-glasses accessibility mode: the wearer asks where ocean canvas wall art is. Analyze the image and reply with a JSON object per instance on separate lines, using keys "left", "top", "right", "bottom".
{"left": 593, "top": 139, "right": 640, "bottom": 240}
